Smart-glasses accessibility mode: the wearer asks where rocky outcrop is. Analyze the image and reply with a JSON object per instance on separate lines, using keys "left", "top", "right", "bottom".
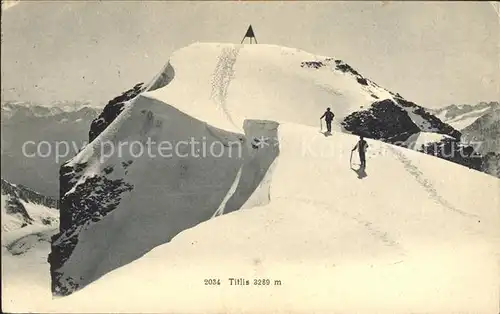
{"left": 342, "top": 99, "right": 420, "bottom": 143}
{"left": 88, "top": 83, "right": 146, "bottom": 142}
{"left": 340, "top": 96, "right": 495, "bottom": 174}
{"left": 50, "top": 162, "right": 134, "bottom": 295}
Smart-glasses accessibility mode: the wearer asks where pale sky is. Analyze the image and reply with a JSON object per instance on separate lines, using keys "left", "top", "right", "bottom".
{"left": 1, "top": 1, "right": 498, "bottom": 109}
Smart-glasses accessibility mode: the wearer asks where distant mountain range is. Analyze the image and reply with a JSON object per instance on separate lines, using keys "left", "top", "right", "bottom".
{"left": 430, "top": 101, "right": 500, "bottom": 178}
{"left": 1, "top": 101, "right": 100, "bottom": 197}
{"left": 432, "top": 101, "right": 499, "bottom": 131}
{"left": 460, "top": 105, "right": 500, "bottom": 178}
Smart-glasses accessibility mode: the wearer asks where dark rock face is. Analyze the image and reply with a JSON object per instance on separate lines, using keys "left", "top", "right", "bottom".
{"left": 342, "top": 99, "right": 420, "bottom": 143}
{"left": 88, "top": 83, "right": 146, "bottom": 142}
{"left": 300, "top": 58, "right": 371, "bottom": 87}
{"left": 57, "top": 163, "right": 134, "bottom": 233}
{"left": 300, "top": 60, "right": 326, "bottom": 69}
{"left": 334, "top": 59, "right": 362, "bottom": 77}
{"left": 1, "top": 178, "right": 59, "bottom": 209}
{"left": 481, "top": 152, "right": 500, "bottom": 178}
{"left": 49, "top": 161, "right": 133, "bottom": 296}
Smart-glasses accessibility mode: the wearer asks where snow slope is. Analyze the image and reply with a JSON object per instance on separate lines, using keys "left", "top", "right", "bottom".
{"left": 12, "top": 123, "right": 500, "bottom": 313}
{"left": 45, "top": 43, "right": 499, "bottom": 309}
{"left": 2, "top": 223, "right": 58, "bottom": 313}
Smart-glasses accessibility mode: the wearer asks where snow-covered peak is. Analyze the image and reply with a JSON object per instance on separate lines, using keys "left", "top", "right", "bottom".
{"left": 48, "top": 42, "right": 487, "bottom": 298}
{"left": 1, "top": 178, "right": 59, "bottom": 234}
{"left": 143, "top": 43, "right": 394, "bottom": 133}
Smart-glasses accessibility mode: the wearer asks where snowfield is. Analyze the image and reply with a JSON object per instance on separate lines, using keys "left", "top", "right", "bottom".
{"left": 2, "top": 43, "right": 499, "bottom": 313}
{"left": 6, "top": 124, "right": 500, "bottom": 313}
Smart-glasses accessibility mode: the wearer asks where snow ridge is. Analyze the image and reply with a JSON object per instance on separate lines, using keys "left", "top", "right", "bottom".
{"left": 47, "top": 43, "right": 499, "bottom": 300}
{"left": 50, "top": 91, "right": 280, "bottom": 295}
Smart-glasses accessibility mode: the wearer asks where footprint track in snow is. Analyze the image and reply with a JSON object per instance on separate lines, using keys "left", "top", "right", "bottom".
{"left": 275, "top": 196, "right": 406, "bottom": 254}
{"left": 388, "top": 146, "right": 478, "bottom": 219}
{"left": 210, "top": 46, "right": 241, "bottom": 129}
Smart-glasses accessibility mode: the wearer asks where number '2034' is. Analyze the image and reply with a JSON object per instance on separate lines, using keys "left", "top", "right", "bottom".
{"left": 204, "top": 279, "right": 221, "bottom": 285}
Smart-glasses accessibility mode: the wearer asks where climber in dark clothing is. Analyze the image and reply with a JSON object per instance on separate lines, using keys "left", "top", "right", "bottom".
{"left": 320, "top": 107, "right": 335, "bottom": 133}
{"left": 352, "top": 136, "right": 369, "bottom": 168}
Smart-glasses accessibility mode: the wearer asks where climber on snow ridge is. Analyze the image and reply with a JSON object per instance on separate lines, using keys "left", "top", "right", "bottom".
{"left": 351, "top": 135, "right": 369, "bottom": 168}
{"left": 320, "top": 107, "right": 335, "bottom": 133}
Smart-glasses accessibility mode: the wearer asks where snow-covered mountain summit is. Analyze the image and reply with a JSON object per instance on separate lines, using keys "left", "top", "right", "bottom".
{"left": 142, "top": 43, "right": 457, "bottom": 139}
{"left": 1, "top": 100, "right": 98, "bottom": 119}
{"left": 48, "top": 43, "right": 497, "bottom": 298}
{"left": 1, "top": 178, "right": 59, "bottom": 233}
